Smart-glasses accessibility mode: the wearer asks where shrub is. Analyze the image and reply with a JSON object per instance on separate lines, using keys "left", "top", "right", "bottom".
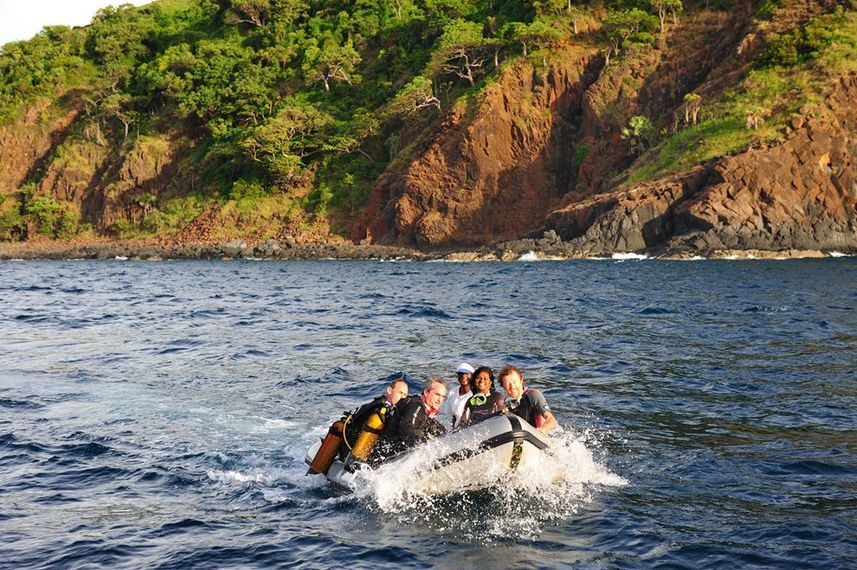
{"left": 0, "top": 208, "right": 26, "bottom": 241}
{"left": 757, "top": 8, "right": 850, "bottom": 68}
{"left": 28, "top": 196, "right": 69, "bottom": 237}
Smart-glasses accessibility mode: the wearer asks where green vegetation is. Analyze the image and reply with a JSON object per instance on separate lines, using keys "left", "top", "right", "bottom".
{"left": 757, "top": 7, "right": 855, "bottom": 68}
{"left": 623, "top": 6, "right": 857, "bottom": 187}
{"left": 0, "top": 0, "right": 854, "bottom": 241}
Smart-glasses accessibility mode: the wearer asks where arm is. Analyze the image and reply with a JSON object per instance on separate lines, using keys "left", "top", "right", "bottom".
{"left": 397, "top": 400, "right": 421, "bottom": 441}
{"left": 538, "top": 410, "right": 558, "bottom": 434}
{"left": 458, "top": 403, "right": 472, "bottom": 428}
{"left": 529, "top": 389, "right": 559, "bottom": 434}
{"left": 490, "top": 391, "right": 505, "bottom": 413}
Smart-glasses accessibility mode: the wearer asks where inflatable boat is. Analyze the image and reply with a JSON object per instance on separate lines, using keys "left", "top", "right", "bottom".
{"left": 304, "top": 413, "right": 554, "bottom": 494}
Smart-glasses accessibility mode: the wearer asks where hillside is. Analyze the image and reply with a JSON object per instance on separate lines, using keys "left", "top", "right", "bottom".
{"left": 1, "top": 0, "right": 855, "bottom": 257}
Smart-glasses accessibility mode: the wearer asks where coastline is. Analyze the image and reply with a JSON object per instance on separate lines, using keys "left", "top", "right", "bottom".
{"left": 0, "top": 238, "right": 851, "bottom": 262}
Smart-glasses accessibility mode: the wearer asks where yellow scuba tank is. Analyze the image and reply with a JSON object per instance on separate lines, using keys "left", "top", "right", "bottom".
{"left": 308, "top": 419, "right": 344, "bottom": 475}
{"left": 350, "top": 407, "right": 387, "bottom": 461}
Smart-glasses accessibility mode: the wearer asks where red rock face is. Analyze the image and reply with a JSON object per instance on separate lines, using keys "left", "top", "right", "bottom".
{"left": 0, "top": 98, "right": 81, "bottom": 197}
{"left": 546, "top": 75, "right": 857, "bottom": 254}
{"left": 679, "top": 75, "right": 857, "bottom": 251}
{"left": 354, "top": 47, "right": 600, "bottom": 248}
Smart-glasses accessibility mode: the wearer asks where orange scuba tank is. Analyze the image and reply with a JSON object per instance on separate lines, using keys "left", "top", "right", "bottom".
{"left": 350, "top": 407, "right": 387, "bottom": 461}
{"left": 308, "top": 419, "right": 344, "bottom": 475}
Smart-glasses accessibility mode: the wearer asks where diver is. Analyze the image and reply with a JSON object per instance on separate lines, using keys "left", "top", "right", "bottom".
{"left": 340, "top": 377, "right": 409, "bottom": 463}
{"left": 498, "top": 364, "right": 558, "bottom": 434}
{"left": 382, "top": 376, "right": 448, "bottom": 455}
{"left": 458, "top": 366, "right": 504, "bottom": 427}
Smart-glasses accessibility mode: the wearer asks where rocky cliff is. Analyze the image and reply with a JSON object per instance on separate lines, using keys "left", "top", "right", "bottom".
{"left": 355, "top": 45, "right": 601, "bottom": 247}
{"left": 2, "top": 0, "right": 855, "bottom": 257}
{"left": 0, "top": 91, "right": 193, "bottom": 233}
{"left": 547, "top": 74, "right": 857, "bottom": 255}
{"left": 355, "top": 0, "right": 856, "bottom": 256}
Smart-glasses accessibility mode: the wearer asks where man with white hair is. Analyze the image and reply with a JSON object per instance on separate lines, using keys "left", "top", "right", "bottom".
{"left": 384, "top": 376, "right": 448, "bottom": 454}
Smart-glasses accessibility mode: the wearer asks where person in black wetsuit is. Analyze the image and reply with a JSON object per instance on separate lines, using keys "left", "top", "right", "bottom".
{"left": 340, "top": 377, "right": 409, "bottom": 461}
{"left": 458, "top": 366, "right": 504, "bottom": 428}
{"left": 381, "top": 376, "right": 448, "bottom": 456}
{"left": 498, "top": 364, "right": 558, "bottom": 434}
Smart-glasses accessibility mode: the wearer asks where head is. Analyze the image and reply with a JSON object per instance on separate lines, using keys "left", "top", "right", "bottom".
{"left": 455, "top": 362, "right": 475, "bottom": 389}
{"left": 385, "top": 378, "right": 409, "bottom": 406}
{"left": 421, "top": 376, "right": 448, "bottom": 412}
{"left": 471, "top": 366, "right": 495, "bottom": 395}
{"left": 498, "top": 365, "right": 524, "bottom": 400}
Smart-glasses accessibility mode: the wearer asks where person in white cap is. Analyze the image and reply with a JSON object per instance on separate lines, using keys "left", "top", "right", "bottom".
{"left": 439, "top": 362, "right": 474, "bottom": 429}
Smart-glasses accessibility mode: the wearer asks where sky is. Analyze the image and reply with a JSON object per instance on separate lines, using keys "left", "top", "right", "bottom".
{"left": 0, "top": 0, "right": 151, "bottom": 47}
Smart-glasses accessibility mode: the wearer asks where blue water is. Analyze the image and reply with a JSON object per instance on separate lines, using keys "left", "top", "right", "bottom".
{"left": 1, "top": 258, "right": 855, "bottom": 568}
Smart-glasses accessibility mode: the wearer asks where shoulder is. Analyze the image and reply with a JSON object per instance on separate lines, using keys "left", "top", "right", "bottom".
{"left": 526, "top": 389, "right": 550, "bottom": 409}
{"left": 398, "top": 396, "right": 423, "bottom": 415}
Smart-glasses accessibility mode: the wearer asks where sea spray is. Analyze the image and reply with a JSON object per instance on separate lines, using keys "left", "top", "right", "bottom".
{"left": 350, "top": 427, "right": 626, "bottom": 541}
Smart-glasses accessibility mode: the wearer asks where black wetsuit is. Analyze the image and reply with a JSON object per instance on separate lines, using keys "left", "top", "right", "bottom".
{"left": 380, "top": 395, "right": 446, "bottom": 456}
{"left": 506, "top": 388, "right": 551, "bottom": 427}
{"left": 460, "top": 389, "right": 505, "bottom": 426}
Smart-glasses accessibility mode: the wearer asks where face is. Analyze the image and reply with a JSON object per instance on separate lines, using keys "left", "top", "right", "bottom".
{"left": 457, "top": 372, "right": 472, "bottom": 387}
{"left": 473, "top": 370, "right": 492, "bottom": 395}
{"left": 386, "top": 381, "right": 409, "bottom": 405}
{"left": 422, "top": 382, "right": 447, "bottom": 411}
{"left": 501, "top": 371, "right": 524, "bottom": 400}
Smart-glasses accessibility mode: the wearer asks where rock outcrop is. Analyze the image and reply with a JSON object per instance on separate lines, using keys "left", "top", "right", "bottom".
{"left": 547, "top": 74, "right": 857, "bottom": 255}
{"left": 355, "top": 45, "right": 601, "bottom": 247}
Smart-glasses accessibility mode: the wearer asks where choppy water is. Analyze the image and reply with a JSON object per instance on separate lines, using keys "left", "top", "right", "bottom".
{"left": 1, "top": 258, "right": 855, "bottom": 568}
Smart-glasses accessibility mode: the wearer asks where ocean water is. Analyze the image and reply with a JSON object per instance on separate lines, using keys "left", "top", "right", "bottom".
{"left": 1, "top": 258, "right": 855, "bottom": 569}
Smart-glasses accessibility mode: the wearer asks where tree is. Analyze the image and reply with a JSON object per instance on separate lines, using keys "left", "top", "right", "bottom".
{"left": 621, "top": 115, "right": 655, "bottom": 155}
{"left": 503, "top": 18, "right": 562, "bottom": 61}
{"left": 86, "top": 4, "right": 153, "bottom": 89}
{"left": 324, "top": 109, "right": 380, "bottom": 160}
{"left": 682, "top": 93, "right": 701, "bottom": 126}
{"left": 302, "top": 37, "right": 362, "bottom": 91}
{"left": 649, "top": 0, "right": 683, "bottom": 34}
{"left": 224, "top": 0, "right": 271, "bottom": 28}
{"left": 426, "top": 19, "right": 489, "bottom": 87}
{"left": 602, "top": 9, "right": 659, "bottom": 64}
{"left": 242, "top": 100, "right": 335, "bottom": 181}
{"left": 100, "top": 92, "right": 135, "bottom": 140}
{"left": 26, "top": 196, "right": 76, "bottom": 238}
{"left": 533, "top": 0, "right": 567, "bottom": 18}
{"left": 524, "top": 19, "right": 564, "bottom": 67}
{"left": 388, "top": 75, "right": 441, "bottom": 117}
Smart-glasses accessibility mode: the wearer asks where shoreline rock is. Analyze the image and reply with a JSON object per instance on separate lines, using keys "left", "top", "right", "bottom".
{"left": 0, "top": 239, "right": 431, "bottom": 262}
{"left": 1, "top": 237, "right": 851, "bottom": 262}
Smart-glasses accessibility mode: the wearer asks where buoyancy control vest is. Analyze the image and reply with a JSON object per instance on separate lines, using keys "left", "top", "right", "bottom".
{"left": 341, "top": 396, "right": 394, "bottom": 461}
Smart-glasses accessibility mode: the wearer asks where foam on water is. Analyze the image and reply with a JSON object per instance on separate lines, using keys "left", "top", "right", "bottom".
{"left": 611, "top": 252, "right": 649, "bottom": 261}
{"left": 343, "top": 427, "right": 625, "bottom": 541}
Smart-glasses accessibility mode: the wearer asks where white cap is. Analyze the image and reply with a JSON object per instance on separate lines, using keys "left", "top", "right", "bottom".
{"left": 456, "top": 362, "right": 475, "bottom": 374}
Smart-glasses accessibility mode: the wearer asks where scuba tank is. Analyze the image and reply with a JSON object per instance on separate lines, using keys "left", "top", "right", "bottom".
{"left": 307, "top": 419, "right": 344, "bottom": 475}
{"left": 350, "top": 406, "right": 387, "bottom": 461}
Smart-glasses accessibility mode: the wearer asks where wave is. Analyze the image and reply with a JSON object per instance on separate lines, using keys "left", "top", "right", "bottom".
{"left": 343, "top": 428, "right": 625, "bottom": 541}
{"left": 611, "top": 252, "right": 649, "bottom": 261}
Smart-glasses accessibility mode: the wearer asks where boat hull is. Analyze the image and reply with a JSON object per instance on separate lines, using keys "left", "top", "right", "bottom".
{"left": 304, "top": 413, "right": 552, "bottom": 494}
